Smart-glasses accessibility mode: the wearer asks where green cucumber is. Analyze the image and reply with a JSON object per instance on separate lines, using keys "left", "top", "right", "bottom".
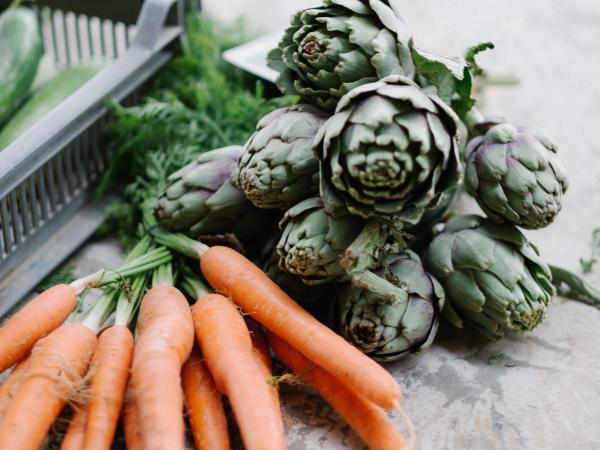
{"left": 0, "top": 62, "right": 104, "bottom": 150}
{"left": 0, "top": 7, "right": 43, "bottom": 126}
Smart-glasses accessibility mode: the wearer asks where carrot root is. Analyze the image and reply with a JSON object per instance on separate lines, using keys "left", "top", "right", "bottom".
{"left": 0, "top": 285, "right": 77, "bottom": 374}
{"left": 200, "top": 246, "right": 401, "bottom": 410}
{"left": 0, "top": 323, "right": 97, "bottom": 450}
{"left": 83, "top": 325, "right": 134, "bottom": 450}
{"left": 192, "top": 294, "right": 286, "bottom": 450}
{"left": 61, "top": 404, "right": 89, "bottom": 450}
{"left": 131, "top": 285, "right": 194, "bottom": 450}
{"left": 182, "top": 347, "right": 230, "bottom": 450}
{"left": 269, "top": 332, "right": 410, "bottom": 450}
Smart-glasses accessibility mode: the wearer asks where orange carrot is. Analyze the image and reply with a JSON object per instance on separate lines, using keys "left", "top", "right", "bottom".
{"left": 246, "top": 319, "right": 280, "bottom": 409}
{"left": 0, "top": 359, "right": 29, "bottom": 421}
{"left": 200, "top": 246, "right": 401, "bottom": 409}
{"left": 61, "top": 404, "right": 89, "bottom": 450}
{"left": 182, "top": 347, "right": 230, "bottom": 450}
{"left": 0, "top": 322, "right": 97, "bottom": 450}
{"left": 0, "top": 284, "right": 77, "bottom": 374}
{"left": 131, "top": 285, "right": 194, "bottom": 450}
{"left": 191, "top": 294, "right": 286, "bottom": 450}
{"left": 83, "top": 325, "right": 134, "bottom": 450}
{"left": 269, "top": 333, "right": 410, "bottom": 450}
{"left": 123, "top": 386, "right": 143, "bottom": 450}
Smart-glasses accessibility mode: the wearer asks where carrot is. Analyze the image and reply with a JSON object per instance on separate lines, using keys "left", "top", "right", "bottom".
{"left": 0, "top": 284, "right": 77, "bottom": 374}
{"left": 82, "top": 325, "right": 134, "bottom": 450}
{"left": 182, "top": 347, "right": 230, "bottom": 450}
{"left": 191, "top": 294, "right": 286, "bottom": 450}
{"left": 0, "top": 245, "right": 172, "bottom": 377}
{"left": 246, "top": 319, "right": 280, "bottom": 409}
{"left": 268, "top": 333, "right": 410, "bottom": 450}
{"left": 0, "top": 322, "right": 97, "bottom": 450}
{"left": 0, "top": 358, "right": 29, "bottom": 421}
{"left": 131, "top": 284, "right": 194, "bottom": 450}
{"left": 61, "top": 404, "right": 89, "bottom": 450}
{"left": 123, "top": 386, "right": 143, "bottom": 450}
{"left": 200, "top": 245, "right": 401, "bottom": 409}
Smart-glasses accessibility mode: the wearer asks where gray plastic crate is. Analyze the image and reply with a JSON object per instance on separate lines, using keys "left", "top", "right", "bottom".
{"left": 0, "top": 0, "right": 196, "bottom": 315}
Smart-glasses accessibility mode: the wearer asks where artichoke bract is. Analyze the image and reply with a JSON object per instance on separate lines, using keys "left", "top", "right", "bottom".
{"left": 154, "top": 145, "right": 266, "bottom": 238}
{"left": 237, "top": 105, "right": 329, "bottom": 209}
{"left": 465, "top": 123, "right": 568, "bottom": 229}
{"left": 263, "top": 244, "right": 337, "bottom": 305}
{"left": 336, "top": 251, "right": 444, "bottom": 362}
{"left": 314, "top": 75, "right": 462, "bottom": 223}
{"left": 423, "top": 215, "right": 555, "bottom": 340}
{"left": 267, "top": 0, "right": 414, "bottom": 112}
{"left": 277, "top": 197, "right": 365, "bottom": 285}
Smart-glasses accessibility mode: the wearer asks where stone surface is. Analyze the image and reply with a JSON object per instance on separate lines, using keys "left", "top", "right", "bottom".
{"left": 60, "top": 1, "right": 600, "bottom": 449}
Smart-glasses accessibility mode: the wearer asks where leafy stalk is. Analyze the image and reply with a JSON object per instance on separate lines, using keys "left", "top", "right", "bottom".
{"left": 580, "top": 227, "right": 600, "bottom": 273}
{"left": 179, "top": 267, "right": 211, "bottom": 300}
{"left": 81, "top": 290, "right": 120, "bottom": 334}
{"left": 69, "top": 248, "right": 172, "bottom": 294}
{"left": 550, "top": 265, "right": 600, "bottom": 309}
{"left": 152, "top": 259, "right": 174, "bottom": 287}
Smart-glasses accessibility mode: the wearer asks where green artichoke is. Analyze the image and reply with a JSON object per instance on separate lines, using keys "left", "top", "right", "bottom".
{"left": 314, "top": 75, "right": 462, "bottom": 223}
{"left": 237, "top": 105, "right": 329, "bottom": 209}
{"left": 277, "top": 197, "right": 366, "bottom": 284}
{"left": 465, "top": 123, "right": 568, "bottom": 229}
{"left": 154, "top": 146, "right": 267, "bottom": 238}
{"left": 336, "top": 251, "right": 444, "bottom": 361}
{"left": 423, "top": 215, "right": 555, "bottom": 340}
{"left": 267, "top": 0, "right": 414, "bottom": 112}
{"left": 263, "top": 241, "right": 337, "bottom": 305}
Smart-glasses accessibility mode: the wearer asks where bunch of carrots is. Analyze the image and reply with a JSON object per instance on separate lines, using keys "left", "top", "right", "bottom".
{"left": 0, "top": 220, "right": 413, "bottom": 450}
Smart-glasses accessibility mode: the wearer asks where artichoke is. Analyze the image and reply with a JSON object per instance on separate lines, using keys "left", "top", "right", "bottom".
{"left": 263, "top": 242, "right": 337, "bottom": 305}
{"left": 267, "top": 0, "right": 414, "bottom": 112}
{"left": 336, "top": 251, "right": 444, "bottom": 362}
{"left": 154, "top": 146, "right": 267, "bottom": 238}
{"left": 314, "top": 75, "right": 462, "bottom": 223}
{"left": 465, "top": 123, "right": 568, "bottom": 229}
{"left": 423, "top": 215, "right": 555, "bottom": 340}
{"left": 277, "top": 197, "right": 366, "bottom": 284}
{"left": 237, "top": 105, "right": 329, "bottom": 209}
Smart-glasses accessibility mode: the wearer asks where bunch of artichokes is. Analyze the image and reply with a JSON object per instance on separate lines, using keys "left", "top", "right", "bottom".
{"left": 152, "top": 0, "right": 582, "bottom": 360}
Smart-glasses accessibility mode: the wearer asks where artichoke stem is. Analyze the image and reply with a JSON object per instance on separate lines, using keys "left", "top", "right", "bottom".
{"left": 550, "top": 265, "right": 600, "bottom": 309}
{"left": 350, "top": 269, "right": 409, "bottom": 310}
{"left": 341, "top": 219, "right": 388, "bottom": 274}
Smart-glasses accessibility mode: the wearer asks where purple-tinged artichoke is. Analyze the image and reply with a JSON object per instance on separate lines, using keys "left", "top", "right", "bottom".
{"left": 465, "top": 123, "right": 568, "bottom": 229}
{"left": 335, "top": 251, "right": 444, "bottom": 362}
{"left": 237, "top": 105, "right": 329, "bottom": 209}
{"left": 154, "top": 146, "right": 267, "bottom": 238}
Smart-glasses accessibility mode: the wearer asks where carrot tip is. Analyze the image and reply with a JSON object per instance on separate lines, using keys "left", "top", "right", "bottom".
{"left": 394, "top": 400, "right": 416, "bottom": 450}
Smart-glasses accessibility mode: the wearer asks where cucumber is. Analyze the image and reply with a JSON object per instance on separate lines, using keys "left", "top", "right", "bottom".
{"left": 0, "top": 7, "right": 43, "bottom": 126}
{"left": 0, "top": 62, "right": 104, "bottom": 150}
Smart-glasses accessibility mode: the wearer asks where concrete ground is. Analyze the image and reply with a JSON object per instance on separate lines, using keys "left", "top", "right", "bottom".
{"left": 62, "top": 1, "right": 600, "bottom": 449}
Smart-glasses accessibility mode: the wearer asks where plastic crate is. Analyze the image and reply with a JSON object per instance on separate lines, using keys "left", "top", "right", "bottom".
{"left": 0, "top": 0, "right": 196, "bottom": 315}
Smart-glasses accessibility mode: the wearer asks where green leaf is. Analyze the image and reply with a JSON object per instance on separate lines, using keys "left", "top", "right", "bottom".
{"left": 580, "top": 227, "right": 600, "bottom": 273}
{"left": 465, "top": 42, "right": 495, "bottom": 77}
{"left": 410, "top": 42, "right": 473, "bottom": 117}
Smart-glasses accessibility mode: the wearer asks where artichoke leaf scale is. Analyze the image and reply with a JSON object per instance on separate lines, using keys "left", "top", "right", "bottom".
{"left": 371, "top": 30, "right": 406, "bottom": 77}
{"left": 445, "top": 271, "right": 486, "bottom": 311}
{"left": 394, "top": 112, "right": 433, "bottom": 151}
{"left": 345, "top": 15, "right": 380, "bottom": 54}
{"left": 336, "top": 50, "right": 375, "bottom": 82}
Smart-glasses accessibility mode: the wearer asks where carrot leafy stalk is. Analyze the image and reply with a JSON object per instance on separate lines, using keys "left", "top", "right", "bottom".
{"left": 81, "top": 237, "right": 152, "bottom": 450}
{"left": 0, "top": 247, "right": 171, "bottom": 375}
